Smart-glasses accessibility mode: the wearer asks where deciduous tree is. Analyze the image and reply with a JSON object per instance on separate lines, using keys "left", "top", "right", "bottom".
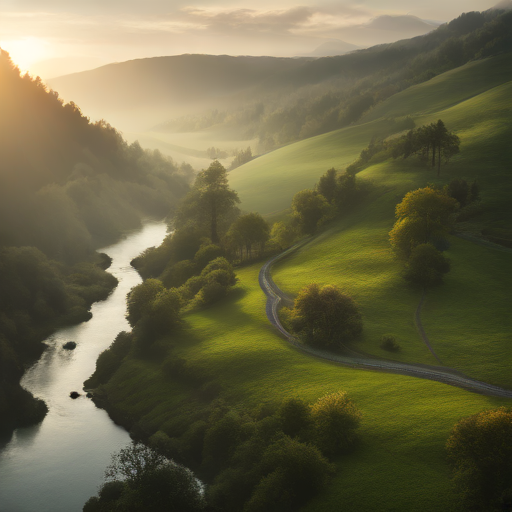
{"left": 290, "top": 283, "right": 362, "bottom": 349}
{"left": 292, "top": 190, "right": 332, "bottom": 235}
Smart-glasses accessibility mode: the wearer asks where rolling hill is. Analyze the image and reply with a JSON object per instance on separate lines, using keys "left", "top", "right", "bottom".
{"left": 92, "top": 48, "right": 512, "bottom": 511}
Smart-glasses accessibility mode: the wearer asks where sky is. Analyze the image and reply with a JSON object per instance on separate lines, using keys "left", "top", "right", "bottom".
{"left": 0, "top": 0, "right": 502, "bottom": 78}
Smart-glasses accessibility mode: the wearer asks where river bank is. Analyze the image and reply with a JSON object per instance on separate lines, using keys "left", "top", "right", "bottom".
{"left": 0, "top": 221, "right": 168, "bottom": 512}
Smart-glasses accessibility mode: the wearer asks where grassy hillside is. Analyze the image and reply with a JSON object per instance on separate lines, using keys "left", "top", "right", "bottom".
{"left": 228, "top": 54, "right": 512, "bottom": 217}
{"left": 94, "top": 53, "right": 512, "bottom": 511}
{"left": 102, "top": 263, "right": 510, "bottom": 512}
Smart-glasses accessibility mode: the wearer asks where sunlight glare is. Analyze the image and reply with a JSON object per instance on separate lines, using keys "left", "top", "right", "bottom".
{"left": 0, "top": 37, "right": 51, "bottom": 75}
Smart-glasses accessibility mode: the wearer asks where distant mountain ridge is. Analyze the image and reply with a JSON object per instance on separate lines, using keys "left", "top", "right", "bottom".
{"left": 47, "top": 8, "right": 512, "bottom": 139}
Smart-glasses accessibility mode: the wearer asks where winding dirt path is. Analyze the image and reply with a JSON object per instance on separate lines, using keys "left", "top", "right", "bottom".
{"left": 259, "top": 240, "right": 512, "bottom": 399}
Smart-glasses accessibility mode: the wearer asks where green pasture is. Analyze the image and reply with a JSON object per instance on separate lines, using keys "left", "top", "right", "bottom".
{"left": 228, "top": 54, "right": 512, "bottom": 218}
{"left": 101, "top": 54, "right": 512, "bottom": 511}
{"left": 102, "top": 263, "right": 511, "bottom": 511}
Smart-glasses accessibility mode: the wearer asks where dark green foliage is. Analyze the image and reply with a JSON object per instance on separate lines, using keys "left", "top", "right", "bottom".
{"left": 202, "top": 411, "right": 245, "bottom": 473}
{"left": 380, "top": 334, "right": 400, "bottom": 352}
{"left": 84, "top": 331, "right": 132, "bottom": 388}
{"left": 230, "top": 147, "right": 253, "bottom": 170}
{"left": 447, "top": 178, "right": 480, "bottom": 208}
{"left": 126, "top": 279, "right": 165, "bottom": 327}
{"left": 269, "top": 221, "right": 298, "bottom": 250}
{"left": 0, "top": 245, "right": 117, "bottom": 433}
{"left": 392, "top": 120, "right": 461, "bottom": 174}
{"left": 290, "top": 284, "right": 363, "bottom": 350}
{"left": 248, "top": 436, "right": 334, "bottom": 512}
{"left": 226, "top": 213, "right": 270, "bottom": 261}
{"left": 317, "top": 168, "right": 337, "bottom": 204}
{"left": 278, "top": 398, "right": 312, "bottom": 440}
{"left": 175, "top": 160, "right": 240, "bottom": 244}
{"left": 193, "top": 244, "right": 224, "bottom": 271}
{"left": 310, "top": 391, "right": 362, "bottom": 456}
{"left": 161, "top": 259, "right": 196, "bottom": 289}
{"left": 291, "top": 190, "right": 332, "bottom": 235}
{"left": 446, "top": 408, "right": 512, "bottom": 512}
{"left": 84, "top": 443, "right": 205, "bottom": 512}
{"left": 405, "top": 243, "right": 451, "bottom": 287}
{"left": 315, "top": 168, "right": 368, "bottom": 218}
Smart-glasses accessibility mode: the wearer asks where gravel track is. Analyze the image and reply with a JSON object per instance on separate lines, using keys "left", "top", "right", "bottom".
{"left": 259, "top": 241, "right": 512, "bottom": 399}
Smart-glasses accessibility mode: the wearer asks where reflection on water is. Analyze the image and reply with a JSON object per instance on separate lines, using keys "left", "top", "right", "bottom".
{"left": 0, "top": 221, "right": 168, "bottom": 512}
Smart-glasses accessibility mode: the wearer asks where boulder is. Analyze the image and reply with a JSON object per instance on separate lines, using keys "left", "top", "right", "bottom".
{"left": 69, "top": 391, "right": 80, "bottom": 399}
{"left": 63, "top": 341, "right": 77, "bottom": 350}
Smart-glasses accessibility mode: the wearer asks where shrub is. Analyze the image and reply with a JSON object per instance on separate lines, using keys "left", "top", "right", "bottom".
{"left": 290, "top": 284, "right": 362, "bottom": 350}
{"left": 446, "top": 408, "right": 512, "bottom": 511}
{"left": 310, "top": 391, "right": 361, "bottom": 456}
{"left": 405, "top": 243, "right": 451, "bottom": 287}
{"left": 380, "top": 334, "right": 400, "bottom": 352}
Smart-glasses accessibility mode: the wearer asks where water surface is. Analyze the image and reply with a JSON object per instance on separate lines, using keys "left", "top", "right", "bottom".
{"left": 0, "top": 221, "right": 167, "bottom": 512}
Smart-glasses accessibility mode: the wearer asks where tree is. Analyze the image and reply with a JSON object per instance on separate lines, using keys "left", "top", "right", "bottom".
{"left": 177, "top": 160, "right": 240, "bottom": 244}
{"left": 310, "top": 391, "right": 362, "bottom": 456}
{"left": 126, "top": 279, "right": 164, "bottom": 327}
{"left": 292, "top": 190, "right": 332, "bottom": 235}
{"left": 446, "top": 408, "right": 512, "bottom": 512}
{"left": 227, "top": 212, "right": 270, "bottom": 260}
{"left": 83, "top": 442, "right": 205, "bottom": 511}
{"left": 405, "top": 243, "right": 451, "bottom": 287}
{"left": 290, "top": 283, "right": 362, "bottom": 350}
{"left": 270, "top": 221, "right": 297, "bottom": 250}
{"left": 390, "top": 186, "right": 458, "bottom": 259}
{"left": 317, "top": 168, "right": 337, "bottom": 204}
{"left": 393, "top": 120, "right": 460, "bottom": 175}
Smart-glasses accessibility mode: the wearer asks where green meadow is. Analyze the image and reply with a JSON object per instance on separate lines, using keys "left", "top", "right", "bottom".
{"left": 101, "top": 54, "right": 512, "bottom": 511}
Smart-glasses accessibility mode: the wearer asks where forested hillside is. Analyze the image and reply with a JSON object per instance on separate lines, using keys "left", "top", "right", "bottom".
{"left": 48, "top": 9, "right": 511, "bottom": 152}
{"left": 0, "top": 49, "right": 192, "bottom": 435}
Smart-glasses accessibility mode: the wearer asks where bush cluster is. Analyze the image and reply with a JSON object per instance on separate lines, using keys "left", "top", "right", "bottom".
{"left": 84, "top": 392, "right": 361, "bottom": 512}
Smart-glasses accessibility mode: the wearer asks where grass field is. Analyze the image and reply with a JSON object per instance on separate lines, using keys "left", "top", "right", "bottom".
{"left": 99, "top": 54, "right": 512, "bottom": 511}
{"left": 103, "top": 263, "right": 511, "bottom": 511}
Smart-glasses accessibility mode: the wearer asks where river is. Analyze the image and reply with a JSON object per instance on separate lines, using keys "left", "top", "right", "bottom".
{"left": 0, "top": 221, "right": 168, "bottom": 512}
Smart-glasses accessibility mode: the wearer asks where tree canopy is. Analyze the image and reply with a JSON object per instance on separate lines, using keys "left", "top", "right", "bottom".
{"left": 292, "top": 190, "right": 332, "bottom": 235}
{"left": 446, "top": 408, "right": 512, "bottom": 512}
{"left": 290, "top": 283, "right": 362, "bottom": 349}
{"left": 390, "top": 186, "right": 458, "bottom": 260}
{"left": 176, "top": 160, "right": 240, "bottom": 244}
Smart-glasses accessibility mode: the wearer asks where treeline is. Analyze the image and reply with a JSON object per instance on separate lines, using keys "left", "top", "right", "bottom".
{"left": 0, "top": 248, "right": 117, "bottom": 433}
{"left": 0, "top": 50, "right": 193, "bottom": 262}
{"left": 86, "top": 344, "right": 361, "bottom": 512}
{"left": 0, "top": 49, "right": 193, "bottom": 435}
{"left": 158, "top": 9, "right": 511, "bottom": 152}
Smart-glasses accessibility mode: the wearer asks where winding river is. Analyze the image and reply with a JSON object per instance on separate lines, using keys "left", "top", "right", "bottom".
{"left": 0, "top": 221, "right": 168, "bottom": 512}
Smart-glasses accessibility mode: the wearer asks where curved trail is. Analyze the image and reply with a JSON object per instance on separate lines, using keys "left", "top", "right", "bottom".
{"left": 259, "top": 240, "right": 512, "bottom": 399}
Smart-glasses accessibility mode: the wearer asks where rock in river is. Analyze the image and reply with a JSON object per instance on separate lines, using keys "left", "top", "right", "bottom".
{"left": 69, "top": 391, "right": 80, "bottom": 399}
{"left": 63, "top": 341, "right": 77, "bottom": 350}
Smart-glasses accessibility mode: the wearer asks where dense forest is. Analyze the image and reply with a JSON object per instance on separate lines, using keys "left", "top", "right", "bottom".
{"left": 0, "top": 50, "right": 193, "bottom": 435}
{"left": 158, "top": 9, "right": 512, "bottom": 150}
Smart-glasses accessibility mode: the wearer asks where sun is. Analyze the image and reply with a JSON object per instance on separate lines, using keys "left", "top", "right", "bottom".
{"left": 0, "top": 37, "right": 51, "bottom": 75}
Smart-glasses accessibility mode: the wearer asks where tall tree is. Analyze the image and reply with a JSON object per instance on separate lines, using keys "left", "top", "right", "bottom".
{"left": 389, "top": 186, "right": 458, "bottom": 259}
{"left": 292, "top": 190, "right": 332, "bottom": 235}
{"left": 227, "top": 212, "right": 269, "bottom": 260}
{"left": 177, "top": 160, "right": 240, "bottom": 244}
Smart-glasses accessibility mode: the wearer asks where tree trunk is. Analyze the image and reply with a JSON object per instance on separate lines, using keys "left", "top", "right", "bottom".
{"left": 437, "top": 146, "right": 441, "bottom": 177}
{"left": 432, "top": 144, "right": 436, "bottom": 167}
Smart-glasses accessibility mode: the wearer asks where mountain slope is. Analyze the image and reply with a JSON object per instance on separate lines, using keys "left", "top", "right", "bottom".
{"left": 228, "top": 53, "right": 512, "bottom": 216}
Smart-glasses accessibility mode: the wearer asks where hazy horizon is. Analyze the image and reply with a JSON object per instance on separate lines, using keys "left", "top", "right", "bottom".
{"left": 0, "top": 0, "right": 504, "bottom": 79}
